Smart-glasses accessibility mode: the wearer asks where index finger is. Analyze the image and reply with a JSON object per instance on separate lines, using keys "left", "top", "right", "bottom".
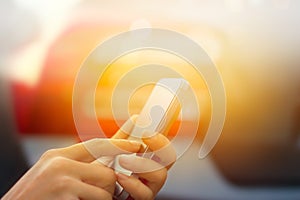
{"left": 112, "top": 115, "right": 138, "bottom": 139}
{"left": 142, "top": 133, "right": 176, "bottom": 169}
{"left": 54, "top": 139, "right": 142, "bottom": 162}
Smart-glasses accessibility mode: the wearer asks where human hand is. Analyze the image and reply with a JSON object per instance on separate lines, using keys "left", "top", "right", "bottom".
{"left": 112, "top": 115, "right": 177, "bottom": 200}
{"left": 3, "top": 136, "right": 142, "bottom": 200}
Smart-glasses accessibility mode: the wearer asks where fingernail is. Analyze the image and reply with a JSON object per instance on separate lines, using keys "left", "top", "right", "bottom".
{"left": 119, "top": 154, "right": 136, "bottom": 166}
{"left": 152, "top": 155, "right": 162, "bottom": 163}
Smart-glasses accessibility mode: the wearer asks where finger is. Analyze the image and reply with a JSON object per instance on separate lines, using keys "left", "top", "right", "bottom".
{"left": 78, "top": 162, "right": 117, "bottom": 195}
{"left": 85, "top": 139, "right": 143, "bottom": 158}
{"left": 95, "top": 156, "right": 114, "bottom": 167}
{"left": 118, "top": 155, "right": 167, "bottom": 195}
{"left": 142, "top": 132, "right": 169, "bottom": 151}
{"left": 142, "top": 133, "right": 176, "bottom": 168}
{"left": 118, "top": 154, "right": 164, "bottom": 173}
{"left": 52, "top": 139, "right": 142, "bottom": 163}
{"left": 112, "top": 115, "right": 138, "bottom": 139}
{"left": 45, "top": 156, "right": 117, "bottom": 195}
{"left": 116, "top": 173, "right": 153, "bottom": 200}
{"left": 74, "top": 179, "right": 113, "bottom": 200}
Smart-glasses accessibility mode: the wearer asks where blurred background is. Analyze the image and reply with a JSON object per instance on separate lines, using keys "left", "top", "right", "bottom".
{"left": 0, "top": 0, "right": 300, "bottom": 199}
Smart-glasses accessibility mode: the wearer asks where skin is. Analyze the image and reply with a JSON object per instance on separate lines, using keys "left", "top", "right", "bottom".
{"left": 113, "top": 115, "right": 177, "bottom": 200}
{"left": 3, "top": 116, "right": 176, "bottom": 200}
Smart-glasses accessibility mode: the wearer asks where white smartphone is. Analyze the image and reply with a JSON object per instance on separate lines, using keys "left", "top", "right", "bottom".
{"left": 114, "top": 78, "right": 189, "bottom": 199}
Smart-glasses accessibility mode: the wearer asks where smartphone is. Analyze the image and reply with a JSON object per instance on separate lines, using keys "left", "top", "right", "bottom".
{"left": 114, "top": 78, "right": 189, "bottom": 199}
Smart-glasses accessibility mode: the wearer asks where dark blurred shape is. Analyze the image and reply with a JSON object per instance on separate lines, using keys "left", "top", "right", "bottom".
{"left": 0, "top": 76, "right": 28, "bottom": 196}
{"left": 0, "top": 1, "right": 37, "bottom": 195}
{"left": 291, "top": 93, "right": 300, "bottom": 149}
{"left": 211, "top": 70, "right": 300, "bottom": 186}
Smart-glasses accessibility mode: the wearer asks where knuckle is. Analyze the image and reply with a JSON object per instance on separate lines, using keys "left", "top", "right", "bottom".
{"left": 90, "top": 163, "right": 116, "bottom": 189}
{"left": 48, "top": 156, "right": 70, "bottom": 171}
{"left": 102, "top": 167, "right": 117, "bottom": 185}
{"left": 41, "top": 149, "right": 61, "bottom": 160}
{"left": 106, "top": 168, "right": 117, "bottom": 181}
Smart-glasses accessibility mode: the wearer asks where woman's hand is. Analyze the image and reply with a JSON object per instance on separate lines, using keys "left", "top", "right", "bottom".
{"left": 3, "top": 137, "right": 142, "bottom": 200}
{"left": 3, "top": 115, "right": 176, "bottom": 200}
{"left": 112, "top": 115, "right": 177, "bottom": 200}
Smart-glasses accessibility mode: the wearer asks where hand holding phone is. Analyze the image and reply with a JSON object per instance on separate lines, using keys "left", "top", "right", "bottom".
{"left": 113, "top": 78, "right": 189, "bottom": 199}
